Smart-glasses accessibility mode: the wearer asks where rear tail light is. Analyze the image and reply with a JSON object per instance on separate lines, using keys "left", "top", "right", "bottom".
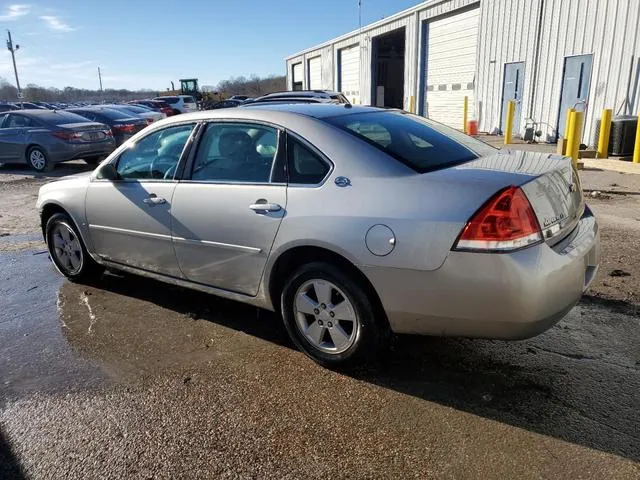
{"left": 453, "top": 186, "right": 542, "bottom": 252}
{"left": 52, "top": 131, "right": 82, "bottom": 142}
{"left": 112, "top": 123, "right": 137, "bottom": 133}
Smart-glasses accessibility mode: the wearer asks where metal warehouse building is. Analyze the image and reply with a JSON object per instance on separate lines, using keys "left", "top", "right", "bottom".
{"left": 285, "top": 0, "right": 640, "bottom": 145}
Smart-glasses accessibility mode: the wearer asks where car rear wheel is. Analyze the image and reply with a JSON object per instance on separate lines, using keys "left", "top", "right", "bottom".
{"left": 45, "top": 212, "right": 103, "bottom": 281}
{"left": 27, "top": 146, "right": 51, "bottom": 172}
{"left": 84, "top": 156, "right": 103, "bottom": 166}
{"left": 281, "top": 262, "right": 387, "bottom": 367}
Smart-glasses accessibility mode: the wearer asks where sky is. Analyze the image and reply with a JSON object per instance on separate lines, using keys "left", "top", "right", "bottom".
{"left": 0, "top": 0, "right": 422, "bottom": 91}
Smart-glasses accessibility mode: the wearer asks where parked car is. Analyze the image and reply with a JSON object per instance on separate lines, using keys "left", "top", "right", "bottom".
{"left": 248, "top": 90, "right": 350, "bottom": 105}
{"left": 36, "top": 104, "right": 599, "bottom": 367}
{"left": 153, "top": 95, "right": 197, "bottom": 113}
{"left": 205, "top": 99, "right": 244, "bottom": 110}
{"left": 67, "top": 107, "right": 148, "bottom": 146}
{"left": 102, "top": 104, "right": 165, "bottom": 124}
{"left": 33, "top": 101, "right": 58, "bottom": 110}
{"left": 0, "top": 103, "right": 19, "bottom": 112}
{"left": 229, "top": 95, "right": 251, "bottom": 101}
{"left": 129, "top": 99, "right": 175, "bottom": 117}
{"left": 11, "top": 102, "right": 47, "bottom": 110}
{"left": 0, "top": 110, "right": 115, "bottom": 171}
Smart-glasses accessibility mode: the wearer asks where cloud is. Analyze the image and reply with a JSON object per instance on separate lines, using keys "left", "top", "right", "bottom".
{"left": 0, "top": 4, "right": 30, "bottom": 21}
{"left": 40, "top": 15, "right": 76, "bottom": 32}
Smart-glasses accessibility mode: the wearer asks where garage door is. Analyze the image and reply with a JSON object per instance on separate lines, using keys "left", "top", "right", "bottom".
{"left": 308, "top": 57, "right": 322, "bottom": 90}
{"left": 339, "top": 44, "right": 360, "bottom": 104}
{"left": 292, "top": 63, "right": 303, "bottom": 90}
{"left": 423, "top": 8, "right": 479, "bottom": 129}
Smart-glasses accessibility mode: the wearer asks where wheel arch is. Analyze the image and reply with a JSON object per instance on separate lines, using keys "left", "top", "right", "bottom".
{"left": 40, "top": 202, "right": 92, "bottom": 255}
{"left": 267, "top": 244, "right": 388, "bottom": 328}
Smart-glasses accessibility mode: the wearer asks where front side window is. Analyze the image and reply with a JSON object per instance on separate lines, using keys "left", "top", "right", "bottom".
{"left": 115, "top": 123, "right": 195, "bottom": 180}
{"left": 191, "top": 123, "right": 279, "bottom": 183}
{"left": 287, "top": 137, "right": 330, "bottom": 184}
{"left": 324, "top": 111, "right": 495, "bottom": 173}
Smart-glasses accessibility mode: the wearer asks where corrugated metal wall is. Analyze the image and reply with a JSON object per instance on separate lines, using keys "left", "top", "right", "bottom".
{"left": 285, "top": 0, "right": 476, "bottom": 109}
{"left": 477, "top": 0, "right": 640, "bottom": 144}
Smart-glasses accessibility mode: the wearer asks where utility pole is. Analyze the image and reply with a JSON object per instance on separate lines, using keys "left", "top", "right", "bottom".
{"left": 97, "top": 66, "right": 104, "bottom": 103}
{"left": 6, "top": 30, "right": 22, "bottom": 101}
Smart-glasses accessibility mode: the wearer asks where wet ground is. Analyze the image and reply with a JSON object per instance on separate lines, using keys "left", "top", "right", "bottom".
{"left": 1, "top": 162, "right": 639, "bottom": 479}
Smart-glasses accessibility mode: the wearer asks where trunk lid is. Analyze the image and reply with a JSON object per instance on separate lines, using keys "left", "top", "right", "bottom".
{"left": 450, "top": 150, "right": 584, "bottom": 244}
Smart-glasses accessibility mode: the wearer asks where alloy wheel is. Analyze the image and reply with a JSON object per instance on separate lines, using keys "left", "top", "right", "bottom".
{"left": 294, "top": 279, "right": 359, "bottom": 354}
{"left": 29, "top": 149, "right": 46, "bottom": 170}
{"left": 50, "top": 222, "right": 83, "bottom": 275}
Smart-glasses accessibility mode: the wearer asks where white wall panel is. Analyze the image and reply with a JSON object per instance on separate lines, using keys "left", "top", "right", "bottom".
{"left": 424, "top": 7, "right": 479, "bottom": 128}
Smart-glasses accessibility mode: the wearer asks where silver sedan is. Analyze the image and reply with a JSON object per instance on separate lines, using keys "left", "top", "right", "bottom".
{"left": 36, "top": 104, "right": 600, "bottom": 366}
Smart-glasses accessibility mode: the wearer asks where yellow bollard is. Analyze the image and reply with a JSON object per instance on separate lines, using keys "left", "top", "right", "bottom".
{"left": 634, "top": 114, "right": 640, "bottom": 163}
{"left": 504, "top": 100, "right": 515, "bottom": 145}
{"left": 566, "top": 110, "right": 583, "bottom": 167}
{"left": 463, "top": 96, "right": 468, "bottom": 134}
{"left": 562, "top": 108, "right": 575, "bottom": 154}
{"left": 597, "top": 109, "right": 612, "bottom": 159}
{"left": 409, "top": 95, "right": 416, "bottom": 114}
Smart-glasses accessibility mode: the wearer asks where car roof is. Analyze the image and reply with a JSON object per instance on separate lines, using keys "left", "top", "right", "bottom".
{"left": 238, "top": 103, "right": 379, "bottom": 118}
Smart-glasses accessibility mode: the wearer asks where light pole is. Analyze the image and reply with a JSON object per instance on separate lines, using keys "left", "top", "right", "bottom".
{"left": 6, "top": 30, "right": 22, "bottom": 101}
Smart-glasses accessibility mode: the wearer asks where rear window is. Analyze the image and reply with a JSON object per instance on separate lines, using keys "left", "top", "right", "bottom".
{"left": 323, "top": 111, "right": 495, "bottom": 173}
{"left": 159, "top": 97, "right": 179, "bottom": 105}
{"left": 181, "top": 96, "right": 195, "bottom": 104}
{"left": 90, "top": 108, "right": 134, "bottom": 121}
{"left": 36, "top": 111, "right": 92, "bottom": 125}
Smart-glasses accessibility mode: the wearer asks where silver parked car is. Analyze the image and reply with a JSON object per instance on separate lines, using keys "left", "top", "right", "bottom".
{"left": 0, "top": 110, "right": 116, "bottom": 171}
{"left": 36, "top": 104, "right": 600, "bottom": 366}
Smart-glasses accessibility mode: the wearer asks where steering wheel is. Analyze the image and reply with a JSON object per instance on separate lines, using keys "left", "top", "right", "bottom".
{"left": 149, "top": 155, "right": 177, "bottom": 179}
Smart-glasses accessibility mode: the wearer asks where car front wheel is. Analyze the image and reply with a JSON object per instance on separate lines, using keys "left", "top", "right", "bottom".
{"left": 281, "top": 262, "right": 388, "bottom": 367}
{"left": 45, "top": 212, "right": 103, "bottom": 281}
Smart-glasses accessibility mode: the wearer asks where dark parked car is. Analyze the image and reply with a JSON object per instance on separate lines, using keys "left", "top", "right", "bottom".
{"left": 67, "top": 107, "right": 148, "bottom": 146}
{"left": 11, "top": 102, "right": 47, "bottom": 110}
{"left": 0, "top": 110, "right": 116, "bottom": 171}
{"left": 129, "top": 99, "right": 175, "bottom": 116}
{"left": 205, "top": 99, "right": 244, "bottom": 110}
{"left": 0, "top": 103, "right": 19, "bottom": 112}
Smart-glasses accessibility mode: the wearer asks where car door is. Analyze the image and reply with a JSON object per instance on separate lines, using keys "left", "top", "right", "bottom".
{"left": 0, "top": 114, "right": 30, "bottom": 161}
{"left": 85, "top": 122, "right": 198, "bottom": 276}
{"left": 171, "top": 121, "right": 286, "bottom": 296}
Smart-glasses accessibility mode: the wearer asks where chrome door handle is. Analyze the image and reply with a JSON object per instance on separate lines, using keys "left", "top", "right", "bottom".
{"left": 249, "top": 202, "right": 281, "bottom": 213}
{"left": 143, "top": 194, "right": 166, "bottom": 206}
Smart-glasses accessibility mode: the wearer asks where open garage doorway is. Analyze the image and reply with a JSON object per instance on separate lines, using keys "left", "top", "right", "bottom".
{"left": 372, "top": 28, "right": 405, "bottom": 109}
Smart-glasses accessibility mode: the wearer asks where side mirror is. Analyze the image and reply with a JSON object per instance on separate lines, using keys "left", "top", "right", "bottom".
{"left": 97, "top": 163, "right": 118, "bottom": 181}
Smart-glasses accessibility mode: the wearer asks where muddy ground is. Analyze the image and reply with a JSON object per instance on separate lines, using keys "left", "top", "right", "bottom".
{"left": 0, "top": 161, "right": 639, "bottom": 479}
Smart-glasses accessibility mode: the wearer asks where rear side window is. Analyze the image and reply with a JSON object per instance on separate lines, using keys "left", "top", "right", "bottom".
{"left": 160, "top": 97, "right": 179, "bottom": 105}
{"left": 324, "top": 111, "right": 495, "bottom": 173}
{"left": 181, "top": 96, "right": 195, "bottom": 104}
{"left": 6, "top": 115, "right": 33, "bottom": 127}
{"left": 287, "top": 137, "right": 330, "bottom": 184}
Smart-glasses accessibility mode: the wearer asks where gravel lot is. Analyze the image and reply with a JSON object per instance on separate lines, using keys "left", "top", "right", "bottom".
{"left": 1, "top": 161, "right": 639, "bottom": 479}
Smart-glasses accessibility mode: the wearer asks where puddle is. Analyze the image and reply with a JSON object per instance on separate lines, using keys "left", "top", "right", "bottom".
{"left": 0, "top": 250, "right": 107, "bottom": 402}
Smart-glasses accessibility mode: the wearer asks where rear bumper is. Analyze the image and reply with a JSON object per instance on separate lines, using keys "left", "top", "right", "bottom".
{"left": 48, "top": 140, "right": 117, "bottom": 164}
{"left": 362, "top": 207, "right": 600, "bottom": 339}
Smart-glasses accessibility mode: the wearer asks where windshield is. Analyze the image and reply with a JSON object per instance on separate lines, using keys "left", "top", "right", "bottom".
{"left": 323, "top": 111, "right": 495, "bottom": 173}
{"left": 38, "top": 111, "right": 94, "bottom": 124}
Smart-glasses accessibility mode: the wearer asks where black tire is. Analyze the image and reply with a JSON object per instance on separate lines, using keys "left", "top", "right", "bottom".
{"left": 84, "top": 156, "right": 103, "bottom": 166}
{"left": 26, "top": 146, "right": 52, "bottom": 172}
{"left": 281, "top": 262, "right": 388, "bottom": 368}
{"left": 45, "top": 212, "right": 103, "bottom": 282}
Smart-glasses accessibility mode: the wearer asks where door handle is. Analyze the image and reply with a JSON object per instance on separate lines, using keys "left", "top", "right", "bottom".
{"left": 143, "top": 194, "right": 166, "bottom": 206}
{"left": 249, "top": 201, "right": 281, "bottom": 213}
